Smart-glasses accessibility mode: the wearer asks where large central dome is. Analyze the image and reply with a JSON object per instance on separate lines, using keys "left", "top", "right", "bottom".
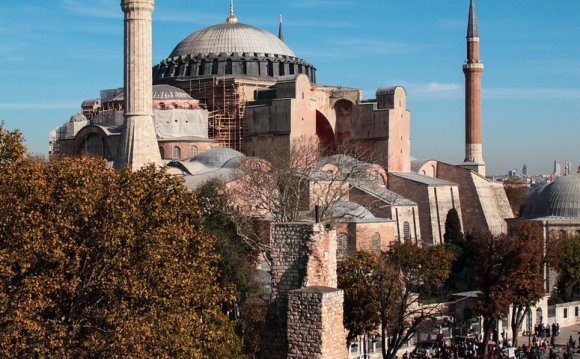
{"left": 170, "top": 22, "right": 296, "bottom": 59}
{"left": 153, "top": 6, "right": 316, "bottom": 83}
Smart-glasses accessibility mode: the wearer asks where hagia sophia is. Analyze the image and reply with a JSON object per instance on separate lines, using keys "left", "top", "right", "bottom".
{"left": 48, "top": 0, "right": 580, "bottom": 249}
{"left": 45, "top": 0, "right": 580, "bottom": 357}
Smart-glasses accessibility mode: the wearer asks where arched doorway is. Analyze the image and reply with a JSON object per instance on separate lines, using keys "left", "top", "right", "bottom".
{"left": 316, "top": 110, "right": 336, "bottom": 153}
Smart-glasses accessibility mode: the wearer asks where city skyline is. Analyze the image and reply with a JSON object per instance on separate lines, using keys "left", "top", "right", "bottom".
{"left": 0, "top": 0, "right": 578, "bottom": 175}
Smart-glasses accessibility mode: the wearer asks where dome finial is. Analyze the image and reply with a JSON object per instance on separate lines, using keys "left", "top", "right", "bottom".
{"left": 226, "top": 0, "right": 238, "bottom": 24}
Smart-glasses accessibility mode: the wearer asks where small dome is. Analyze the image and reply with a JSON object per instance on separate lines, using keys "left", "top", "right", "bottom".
{"left": 191, "top": 148, "right": 246, "bottom": 169}
{"left": 113, "top": 85, "right": 193, "bottom": 102}
{"left": 70, "top": 113, "right": 87, "bottom": 122}
{"left": 170, "top": 22, "right": 295, "bottom": 59}
{"left": 522, "top": 175, "right": 580, "bottom": 218}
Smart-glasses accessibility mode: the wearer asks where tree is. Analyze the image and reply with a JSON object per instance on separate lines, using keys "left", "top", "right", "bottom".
{"left": 338, "top": 252, "right": 382, "bottom": 355}
{"left": 378, "top": 242, "right": 455, "bottom": 359}
{"left": 550, "top": 235, "right": 580, "bottom": 301}
{"left": 503, "top": 180, "right": 530, "bottom": 217}
{"left": 0, "top": 122, "right": 26, "bottom": 165}
{"left": 443, "top": 208, "right": 464, "bottom": 246}
{"left": 338, "top": 243, "right": 455, "bottom": 359}
{"left": 507, "top": 221, "right": 545, "bottom": 347}
{"left": 0, "top": 131, "right": 244, "bottom": 357}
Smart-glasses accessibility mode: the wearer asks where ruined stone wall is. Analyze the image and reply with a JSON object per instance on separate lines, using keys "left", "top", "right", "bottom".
{"left": 288, "top": 287, "right": 347, "bottom": 359}
{"left": 261, "top": 222, "right": 341, "bottom": 359}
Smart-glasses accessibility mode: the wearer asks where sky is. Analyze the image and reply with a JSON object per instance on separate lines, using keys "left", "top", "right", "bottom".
{"left": 0, "top": 0, "right": 579, "bottom": 176}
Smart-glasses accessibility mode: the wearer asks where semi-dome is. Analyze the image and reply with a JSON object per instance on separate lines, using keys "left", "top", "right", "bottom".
{"left": 69, "top": 113, "right": 87, "bottom": 122}
{"left": 521, "top": 175, "right": 580, "bottom": 219}
{"left": 112, "top": 85, "right": 193, "bottom": 102}
{"left": 170, "top": 22, "right": 296, "bottom": 59}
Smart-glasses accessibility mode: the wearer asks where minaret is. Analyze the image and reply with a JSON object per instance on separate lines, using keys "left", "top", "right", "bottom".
{"left": 461, "top": 0, "right": 485, "bottom": 176}
{"left": 115, "top": 0, "right": 161, "bottom": 171}
{"left": 279, "top": 14, "right": 284, "bottom": 41}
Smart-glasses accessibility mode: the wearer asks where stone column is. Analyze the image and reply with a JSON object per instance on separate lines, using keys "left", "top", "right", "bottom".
{"left": 115, "top": 0, "right": 161, "bottom": 171}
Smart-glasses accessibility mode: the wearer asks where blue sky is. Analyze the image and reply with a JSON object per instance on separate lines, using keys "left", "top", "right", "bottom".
{"left": 0, "top": 0, "right": 578, "bottom": 175}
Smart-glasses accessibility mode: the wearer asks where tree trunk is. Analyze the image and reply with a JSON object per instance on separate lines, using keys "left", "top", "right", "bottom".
{"left": 482, "top": 317, "right": 495, "bottom": 357}
{"left": 511, "top": 307, "right": 526, "bottom": 348}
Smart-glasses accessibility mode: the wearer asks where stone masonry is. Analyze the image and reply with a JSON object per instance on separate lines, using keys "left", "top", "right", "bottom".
{"left": 260, "top": 223, "right": 346, "bottom": 359}
{"left": 115, "top": 0, "right": 162, "bottom": 171}
{"left": 288, "top": 287, "right": 346, "bottom": 359}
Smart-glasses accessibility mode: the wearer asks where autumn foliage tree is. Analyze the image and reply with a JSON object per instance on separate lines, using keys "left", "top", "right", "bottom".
{"left": 0, "top": 127, "right": 244, "bottom": 357}
{"left": 468, "top": 223, "right": 545, "bottom": 351}
{"left": 550, "top": 234, "right": 580, "bottom": 301}
{"left": 338, "top": 243, "right": 455, "bottom": 359}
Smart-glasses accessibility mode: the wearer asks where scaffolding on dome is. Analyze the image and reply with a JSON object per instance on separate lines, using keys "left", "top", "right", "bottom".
{"left": 187, "top": 77, "right": 246, "bottom": 151}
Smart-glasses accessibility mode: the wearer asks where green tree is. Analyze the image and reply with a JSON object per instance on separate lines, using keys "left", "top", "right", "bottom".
{"left": 338, "top": 252, "right": 382, "bottom": 355}
{"left": 443, "top": 208, "right": 464, "bottom": 246}
{"left": 0, "top": 130, "right": 244, "bottom": 357}
{"left": 550, "top": 235, "right": 580, "bottom": 301}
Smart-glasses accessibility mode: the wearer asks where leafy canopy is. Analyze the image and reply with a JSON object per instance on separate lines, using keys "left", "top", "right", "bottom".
{"left": 0, "top": 128, "right": 244, "bottom": 358}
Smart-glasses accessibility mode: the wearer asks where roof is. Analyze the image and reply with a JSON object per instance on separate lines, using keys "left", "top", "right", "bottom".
{"left": 390, "top": 172, "right": 457, "bottom": 186}
{"left": 113, "top": 85, "right": 193, "bottom": 102}
{"left": 169, "top": 22, "right": 296, "bottom": 59}
{"left": 326, "top": 200, "right": 375, "bottom": 221}
{"left": 411, "top": 159, "right": 436, "bottom": 173}
{"left": 467, "top": 0, "right": 479, "bottom": 38}
{"left": 351, "top": 181, "right": 416, "bottom": 206}
{"left": 521, "top": 175, "right": 580, "bottom": 219}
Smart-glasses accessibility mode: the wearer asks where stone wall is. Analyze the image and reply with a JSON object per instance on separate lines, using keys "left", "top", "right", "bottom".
{"left": 288, "top": 287, "right": 347, "bottom": 359}
{"left": 437, "top": 162, "right": 512, "bottom": 235}
{"left": 261, "top": 222, "right": 342, "bottom": 359}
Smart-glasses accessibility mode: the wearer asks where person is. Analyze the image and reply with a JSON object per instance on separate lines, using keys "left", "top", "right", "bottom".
{"left": 551, "top": 335, "right": 556, "bottom": 347}
{"left": 549, "top": 348, "right": 557, "bottom": 359}
{"left": 556, "top": 322, "right": 560, "bottom": 336}
{"left": 568, "top": 335, "right": 575, "bottom": 348}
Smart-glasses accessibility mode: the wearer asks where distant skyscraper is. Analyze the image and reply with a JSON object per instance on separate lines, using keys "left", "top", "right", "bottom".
{"left": 554, "top": 161, "right": 562, "bottom": 176}
{"left": 508, "top": 170, "right": 517, "bottom": 178}
{"left": 522, "top": 164, "right": 528, "bottom": 177}
{"left": 565, "top": 160, "right": 570, "bottom": 176}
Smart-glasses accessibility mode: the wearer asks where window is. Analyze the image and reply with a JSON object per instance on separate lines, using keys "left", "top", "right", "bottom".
{"left": 289, "top": 64, "right": 295, "bottom": 75}
{"left": 211, "top": 59, "right": 219, "bottom": 75}
{"left": 563, "top": 308, "right": 568, "bottom": 319}
{"left": 189, "top": 145, "right": 198, "bottom": 158}
{"left": 279, "top": 62, "right": 285, "bottom": 76}
{"left": 240, "top": 60, "right": 247, "bottom": 74}
{"left": 267, "top": 60, "right": 274, "bottom": 77}
{"left": 371, "top": 233, "right": 381, "bottom": 253}
{"left": 337, "top": 233, "right": 348, "bottom": 260}
{"left": 575, "top": 306, "right": 578, "bottom": 317}
{"left": 403, "top": 221, "right": 411, "bottom": 241}
{"left": 172, "top": 146, "right": 181, "bottom": 159}
{"left": 159, "top": 147, "right": 165, "bottom": 159}
{"left": 225, "top": 59, "right": 233, "bottom": 74}
{"left": 199, "top": 60, "right": 206, "bottom": 75}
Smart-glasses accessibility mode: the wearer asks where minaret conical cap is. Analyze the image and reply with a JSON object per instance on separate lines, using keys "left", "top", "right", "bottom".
{"left": 226, "top": 0, "right": 238, "bottom": 24}
{"left": 467, "top": 0, "right": 479, "bottom": 38}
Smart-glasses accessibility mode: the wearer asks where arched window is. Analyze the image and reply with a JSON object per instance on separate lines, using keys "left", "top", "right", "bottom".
{"left": 211, "top": 59, "right": 219, "bottom": 75}
{"left": 189, "top": 145, "right": 198, "bottom": 158}
{"left": 297, "top": 65, "right": 303, "bottom": 74}
{"left": 403, "top": 221, "right": 411, "bottom": 241}
{"left": 289, "top": 64, "right": 295, "bottom": 75}
{"left": 279, "top": 62, "right": 285, "bottom": 76}
{"left": 267, "top": 60, "right": 274, "bottom": 77}
{"left": 185, "top": 62, "right": 193, "bottom": 77}
{"left": 159, "top": 147, "right": 165, "bottom": 159}
{"left": 172, "top": 146, "right": 181, "bottom": 159}
{"left": 371, "top": 233, "right": 381, "bottom": 253}
{"left": 225, "top": 59, "right": 233, "bottom": 74}
{"left": 337, "top": 233, "right": 348, "bottom": 261}
{"left": 240, "top": 60, "right": 247, "bottom": 75}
